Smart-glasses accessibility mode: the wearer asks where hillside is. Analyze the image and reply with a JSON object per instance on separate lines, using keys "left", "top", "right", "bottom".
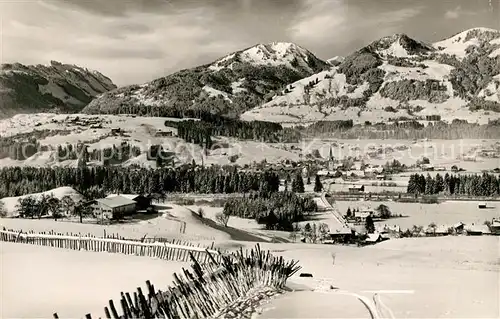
{"left": 0, "top": 61, "right": 116, "bottom": 119}
{"left": 242, "top": 28, "right": 500, "bottom": 124}
{"left": 82, "top": 42, "right": 329, "bottom": 118}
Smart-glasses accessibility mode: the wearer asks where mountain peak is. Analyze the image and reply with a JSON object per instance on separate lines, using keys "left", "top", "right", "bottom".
{"left": 367, "top": 33, "right": 433, "bottom": 57}
{"left": 208, "top": 41, "right": 328, "bottom": 73}
{"left": 0, "top": 61, "right": 116, "bottom": 119}
{"left": 433, "top": 27, "right": 500, "bottom": 58}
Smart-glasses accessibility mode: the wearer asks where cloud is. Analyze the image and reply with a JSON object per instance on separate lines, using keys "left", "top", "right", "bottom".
{"left": 445, "top": 6, "right": 461, "bottom": 19}
{"left": 288, "top": 0, "right": 423, "bottom": 51}
{"left": 0, "top": 1, "right": 241, "bottom": 86}
{"left": 288, "top": 0, "right": 347, "bottom": 42}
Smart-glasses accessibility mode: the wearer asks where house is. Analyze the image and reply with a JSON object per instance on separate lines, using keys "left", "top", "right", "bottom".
{"left": 478, "top": 203, "right": 487, "bottom": 209}
{"left": 317, "top": 170, "right": 337, "bottom": 177}
{"left": 465, "top": 224, "right": 488, "bottom": 236}
{"left": 365, "top": 166, "right": 384, "bottom": 174}
{"left": 354, "top": 210, "right": 372, "bottom": 222}
{"left": 364, "top": 233, "right": 384, "bottom": 244}
{"left": 453, "top": 222, "right": 465, "bottom": 234}
{"left": 348, "top": 185, "right": 365, "bottom": 193}
{"left": 92, "top": 196, "right": 137, "bottom": 220}
{"left": 375, "top": 174, "right": 386, "bottom": 180}
{"left": 490, "top": 219, "right": 500, "bottom": 235}
{"left": 344, "top": 170, "right": 365, "bottom": 178}
{"left": 425, "top": 224, "right": 449, "bottom": 237}
{"left": 421, "top": 164, "right": 434, "bottom": 171}
{"left": 155, "top": 130, "right": 173, "bottom": 137}
{"left": 327, "top": 227, "right": 355, "bottom": 244}
{"left": 434, "top": 166, "right": 446, "bottom": 171}
{"left": 106, "top": 194, "right": 153, "bottom": 211}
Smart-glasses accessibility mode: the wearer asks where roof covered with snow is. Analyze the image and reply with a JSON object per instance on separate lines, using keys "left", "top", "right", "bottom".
{"left": 96, "top": 196, "right": 137, "bottom": 208}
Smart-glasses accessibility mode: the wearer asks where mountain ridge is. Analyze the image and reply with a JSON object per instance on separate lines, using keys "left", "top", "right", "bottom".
{"left": 4, "top": 27, "right": 500, "bottom": 124}
{"left": 0, "top": 61, "right": 116, "bottom": 119}
{"left": 242, "top": 27, "right": 500, "bottom": 124}
{"left": 82, "top": 42, "right": 329, "bottom": 118}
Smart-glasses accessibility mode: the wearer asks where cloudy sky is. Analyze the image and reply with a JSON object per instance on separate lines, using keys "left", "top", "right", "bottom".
{"left": 1, "top": 0, "right": 499, "bottom": 86}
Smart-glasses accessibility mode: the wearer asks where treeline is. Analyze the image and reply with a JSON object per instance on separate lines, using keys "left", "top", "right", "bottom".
{"left": 55, "top": 142, "right": 142, "bottom": 165}
{"left": 304, "top": 120, "right": 354, "bottom": 133}
{"left": 0, "top": 166, "right": 280, "bottom": 199}
{"left": 165, "top": 114, "right": 301, "bottom": 147}
{"left": 305, "top": 121, "right": 500, "bottom": 139}
{"left": 407, "top": 173, "right": 500, "bottom": 196}
{"left": 222, "top": 191, "right": 317, "bottom": 231}
{"left": 0, "top": 129, "right": 72, "bottom": 160}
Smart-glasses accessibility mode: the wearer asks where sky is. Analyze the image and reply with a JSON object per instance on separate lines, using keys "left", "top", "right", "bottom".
{"left": 1, "top": 0, "right": 499, "bottom": 86}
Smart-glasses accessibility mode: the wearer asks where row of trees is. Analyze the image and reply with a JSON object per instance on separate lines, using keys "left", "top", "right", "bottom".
{"left": 166, "top": 114, "right": 301, "bottom": 147}
{"left": 0, "top": 166, "right": 281, "bottom": 199}
{"left": 222, "top": 191, "right": 317, "bottom": 231}
{"left": 306, "top": 121, "right": 500, "bottom": 140}
{"left": 55, "top": 142, "right": 143, "bottom": 165}
{"left": 407, "top": 173, "right": 500, "bottom": 196}
{"left": 14, "top": 194, "right": 92, "bottom": 222}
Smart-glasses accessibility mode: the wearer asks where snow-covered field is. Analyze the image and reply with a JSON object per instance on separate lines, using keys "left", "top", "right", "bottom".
{"left": 1, "top": 196, "right": 499, "bottom": 318}
{"left": 253, "top": 236, "right": 499, "bottom": 318}
{"left": 0, "top": 203, "right": 231, "bottom": 243}
{"left": 0, "top": 242, "right": 188, "bottom": 318}
{"left": 336, "top": 200, "right": 500, "bottom": 229}
{"left": 2, "top": 232, "right": 498, "bottom": 318}
{"left": 0, "top": 186, "right": 83, "bottom": 217}
{"left": 1, "top": 113, "right": 498, "bottom": 171}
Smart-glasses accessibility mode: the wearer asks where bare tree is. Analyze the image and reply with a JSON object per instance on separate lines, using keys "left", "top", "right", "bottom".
{"left": 47, "top": 196, "right": 62, "bottom": 221}
{"left": 61, "top": 196, "right": 75, "bottom": 217}
{"left": 215, "top": 212, "right": 230, "bottom": 227}
{"left": 0, "top": 201, "right": 6, "bottom": 218}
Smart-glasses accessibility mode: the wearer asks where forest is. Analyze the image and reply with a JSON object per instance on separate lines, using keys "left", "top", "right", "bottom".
{"left": 406, "top": 172, "right": 500, "bottom": 196}
{"left": 304, "top": 120, "right": 500, "bottom": 139}
{"left": 0, "top": 166, "right": 281, "bottom": 199}
{"left": 222, "top": 191, "right": 317, "bottom": 231}
{"left": 165, "top": 114, "right": 301, "bottom": 147}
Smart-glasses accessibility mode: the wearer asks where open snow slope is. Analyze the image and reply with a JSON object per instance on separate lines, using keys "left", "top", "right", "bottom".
{"left": 253, "top": 236, "right": 499, "bottom": 318}
{"left": 0, "top": 204, "right": 231, "bottom": 243}
{"left": 0, "top": 242, "right": 188, "bottom": 318}
{"left": 1, "top": 113, "right": 498, "bottom": 171}
{"left": 1, "top": 186, "right": 83, "bottom": 217}
{"left": 335, "top": 200, "right": 500, "bottom": 230}
{"left": 242, "top": 28, "right": 500, "bottom": 125}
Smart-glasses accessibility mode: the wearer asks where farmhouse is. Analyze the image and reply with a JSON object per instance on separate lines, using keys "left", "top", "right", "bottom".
{"left": 490, "top": 219, "right": 500, "bottom": 235}
{"left": 317, "top": 170, "right": 337, "bottom": 177}
{"left": 92, "top": 196, "right": 137, "bottom": 220}
{"left": 364, "top": 233, "right": 383, "bottom": 245}
{"left": 106, "top": 194, "right": 153, "bottom": 211}
{"left": 348, "top": 185, "right": 365, "bottom": 193}
{"left": 344, "top": 170, "right": 365, "bottom": 178}
{"left": 155, "top": 130, "right": 173, "bottom": 137}
{"left": 421, "top": 164, "right": 434, "bottom": 171}
{"left": 327, "top": 227, "right": 355, "bottom": 244}
{"left": 354, "top": 210, "right": 372, "bottom": 222}
{"left": 465, "top": 224, "right": 490, "bottom": 236}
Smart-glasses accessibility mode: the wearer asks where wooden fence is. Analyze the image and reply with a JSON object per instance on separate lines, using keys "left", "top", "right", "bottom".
{"left": 0, "top": 228, "right": 223, "bottom": 264}
{"left": 53, "top": 244, "right": 301, "bottom": 319}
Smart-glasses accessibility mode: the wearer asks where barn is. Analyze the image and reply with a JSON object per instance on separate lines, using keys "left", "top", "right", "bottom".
{"left": 348, "top": 185, "right": 365, "bottom": 193}
{"left": 106, "top": 194, "right": 153, "bottom": 211}
{"left": 92, "top": 196, "right": 137, "bottom": 220}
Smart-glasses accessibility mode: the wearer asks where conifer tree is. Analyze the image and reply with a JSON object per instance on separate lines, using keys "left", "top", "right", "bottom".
{"left": 314, "top": 175, "right": 323, "bottom": 192}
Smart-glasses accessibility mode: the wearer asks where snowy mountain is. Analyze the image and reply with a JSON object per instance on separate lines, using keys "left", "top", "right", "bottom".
{"left": 0, "top": 61, "right": 116, "bottom": 119}
{"left": 327, "top": 56, "right": 345, "bottom": 66}
{"left": 82, "top": 42, "right": 329, "bottom": 117}
{"left": 242, "top": 28, "right": 500, "bottom": 124}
